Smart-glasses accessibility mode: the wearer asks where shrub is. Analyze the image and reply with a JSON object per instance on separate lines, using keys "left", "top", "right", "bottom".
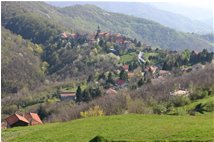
{"left": 2, "top": 105, "right": 18, "bottom": 114}
{"left": 190, "top": 88, "right": 208, "bottom": 100}
{"left": 95, "top": 95, "right": 127, "bottom": 115}
{"left": 173, "top": 108, "right": 188, "bottom": 115}
{"left": 153, "top": 104, "right": 167, "bottom": 114}
{"left": 80, "top": 105, "right": 105, "bottom": 118}
{"left": 203, "top": 101, "right": 214, "bottom": 112}
{"left": 127, "top": 98, "right": 153, "bottom": 114}
{"left": 170, "top": 96, "right": 191, "bottom": 107}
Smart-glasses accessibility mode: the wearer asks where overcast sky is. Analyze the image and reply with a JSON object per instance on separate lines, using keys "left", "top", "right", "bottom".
{"left": 54, "top": 0, "right": 213, "bottom": 9}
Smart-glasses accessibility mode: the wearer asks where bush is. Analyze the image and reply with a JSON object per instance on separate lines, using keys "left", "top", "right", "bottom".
{"left": 170, "top": 96, "right": 191, "bottom": 107}
{"left": 173, "top": 108, "right": 188, "bottom": 115}
{"left": 80, "top": 105, "right": 105, "bottom": 118}
{"left": 153, "top": 104, "right": 167, "bottom": 114}
{"left": 2, "top": 105, "right": 18, "bottom": 114}
{"left": 95, "top": 95, "right": 127, "bottom": 115}
{"left": 203, "top": 101, "right": 214, "bottom": 112}
{"left": 127, "top": 98, "right": 153, "bottom": 114}
{"left": 190, "top": 89, "right": 208, "bottom": 100}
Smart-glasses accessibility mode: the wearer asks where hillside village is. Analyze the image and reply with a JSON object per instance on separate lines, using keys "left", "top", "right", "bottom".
{"left": 1, "top": 2, "right": 214, "bottom": 142}
{"left": 1, "top": 3, "right": 214, "bottom": 140}
{"left": 2, "top": 24, "right": 214, "bottom": 129}
{"left": 53, "top": 26, "right": 213, "bottom": 103}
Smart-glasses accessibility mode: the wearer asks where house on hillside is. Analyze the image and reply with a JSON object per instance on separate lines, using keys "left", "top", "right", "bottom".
{"left": 158, "top": 70, "right": 171, "bottom": 77}
{"left": 69, "top": 33, "right": 78, "bottom": 39}
{"left": 142, "top": 44, "right": 152, "bottom": 51}
{"left": 98, "top": 32, "right": 110, "bottom": 39}
{"left": 5, "top": 113, "right": 43, "bottom": 128}
{"left": 151, "top": 76, "right": 166, "bottom": 85}
{"left": 60, "top": 92, "right": 76, "bottom": 101}
{"left": 5, "top": 114, "right": 29, "bottom": 128}
{"left": 149, "top": 66, "right": 158, "bottom": 74}
{"left": 127, "top": 72, "right": 135, "bottom": 78}
{"left": 191, "top": 63, "right": 205, "bottom": 71}
{"left": 60, "top": 32, "right": 68, "bottom": 39}
{"left": 105, "top": 88, "right": 118, "bottom": 96}
{"left": 122, "top": 64, "right": 129, "bottom": 72}
{"left": 170, "top": 90, "right": 190, "bottom": 96}
{"left": 181, "top": 66, "right": 192, "bottom": 73}
{"left": 143, "top": 65, "right": 159, "bottom": 81}
{"left": 24, "top": 113, "right": 43, "bottom": 126}
{"left": 115, "top": 79, "right": 126, "bottom": 88}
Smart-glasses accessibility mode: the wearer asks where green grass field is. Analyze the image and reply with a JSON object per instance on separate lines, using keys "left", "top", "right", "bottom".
{"left": 60, "top": 84, "right": 88, "bottom": 93}
{"left": 169, "top": 95, "right": 214, "bottom": 115}
{"left": 120, "top": 52, "right": 137, "bottom": 63}
{"left": 143, "top": 52, "right": 159, "bottom": 60}
{"left": 2, "top": 113, "right": 214, "bottom": 142}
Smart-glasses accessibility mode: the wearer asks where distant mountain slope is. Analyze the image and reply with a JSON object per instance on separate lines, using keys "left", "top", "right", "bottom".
{"left": 2, "top": 2, "right": 213, "bottom": 51}
{"left": 151, "top": 2, "right": 213, "bottom": 21}
{"left": 59, "top": 4, "right": 213, "bottom": 51}
{"left": 47, "top": 2, "right": 213, "bottom": 34}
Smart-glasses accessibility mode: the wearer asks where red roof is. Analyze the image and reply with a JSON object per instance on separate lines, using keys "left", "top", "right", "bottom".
{"left": 115, "top": 79, "right": 126, "bottom": 86}
{"left": 115, "top": 39, "right": 124, "bottom": 44}
{"left": 70, "top": 33, "right": 78, "bottom": 39}
{"left": 61, "top": 32, "right": 68, "bottom": 38}
{"left": 128, "top": 72, "right": 134, "bottom": 78}
{"left": 5, "top": 114, "right": 29, "bottom": 126}
{"left": 114, "top": 33, "right": 122, "bottom": 37}
{"left": 106, "top": 88, "right": 118, "bottom": 95}
{"left": 60, "top": 92, "right": 76, "bottom": 97}
{"left": 122, "top": 65, "right": 129, "bottom": 70}
{"left": 24, "top": 113, "right": 43, "bottom": 124}
{"left": 99, "top": 32, "right": 108, "bottom": 36}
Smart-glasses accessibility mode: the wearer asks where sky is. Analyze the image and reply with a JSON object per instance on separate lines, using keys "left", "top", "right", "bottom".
{"left": 46, "top": 0, "right": 214, "bottom": 9}
{"left": 46, "top": 0, "right": 213, "bottom": 20}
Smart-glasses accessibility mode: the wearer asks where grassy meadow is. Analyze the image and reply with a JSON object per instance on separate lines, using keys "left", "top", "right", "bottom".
{"left": 2, "top": 113, "right": 214, "bottom": 142}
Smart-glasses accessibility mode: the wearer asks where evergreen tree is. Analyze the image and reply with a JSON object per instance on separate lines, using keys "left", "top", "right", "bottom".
{"left": 76, "top": 86, "right": 82, "bottom": 102}
{"left": 128, "top": 62, "right": 133, "bottom": 71}
{"left": 95, "top": 25, "right": 101, "bottom": 39}
{"left": 98, "top": 39, "right": 104, "bottom": 47}
{"left": 82, "top": 89, "right": 91, "bottom": 102}
{"left": 98, "top": 72, "right": 106, "bottom": 80}
{"left": 137, "top": 78, "right": 144, "bottom": 87}
{"left": 119, "top": 70, "right": 128, "bottom": 80}
{"left": 190, "top": 51, "right": 197, "bottom": 64}
{"left": 136, "top": 41, "right": 142, "bottom": 47}
{"left": 106, "top": 72, "right": 114, "bottom": 85}
{"left": 133, "top": 38, "right": 137, "bottom": 45}
{"left": 87, "top": 75, "right": 93, "bottom": 83}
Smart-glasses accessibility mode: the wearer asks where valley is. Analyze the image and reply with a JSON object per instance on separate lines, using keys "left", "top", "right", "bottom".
{"left": 1, "top": 1, "right": 214, "bottom": 142}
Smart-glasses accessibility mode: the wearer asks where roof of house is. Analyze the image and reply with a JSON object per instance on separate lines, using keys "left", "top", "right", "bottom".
{"left": 61, "top": 32, "right": 68, "bottom": 38}
{"left": 128, "top": 72, "right": 134, "bottom": 78}
{"left": 5, "top": 114, "right": 29, "bottom": 125}
{"left": 159, "top": 70, "right": 171, "bottom": 75}
{"left": 70, "top": 33, "right": 78, "bottom": 39}
{"left": 60, "top": 92, "right": 76, "bottom": 97}
{"left": 170, "top": 90, "right": 190, "bottom": 96}
{"left": 99, "top": 32, "right": 108, "bottom": 36}
{"left": 122, "top": 65, "right": 129, "bottom": 70}
{"left": 114, "top": 33, "right": 122, "bottom": 37}
{"left": 25, "top": 113, "right": 43, "bottom": 124}
{"left": 115, "top": 79, "right": 126, "bottom": 86}
{"left": 106, "top": 88, "right": 118, "bottom": 95}
{"left": 150, "top": 66, "right": 158, "bottom": 72}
